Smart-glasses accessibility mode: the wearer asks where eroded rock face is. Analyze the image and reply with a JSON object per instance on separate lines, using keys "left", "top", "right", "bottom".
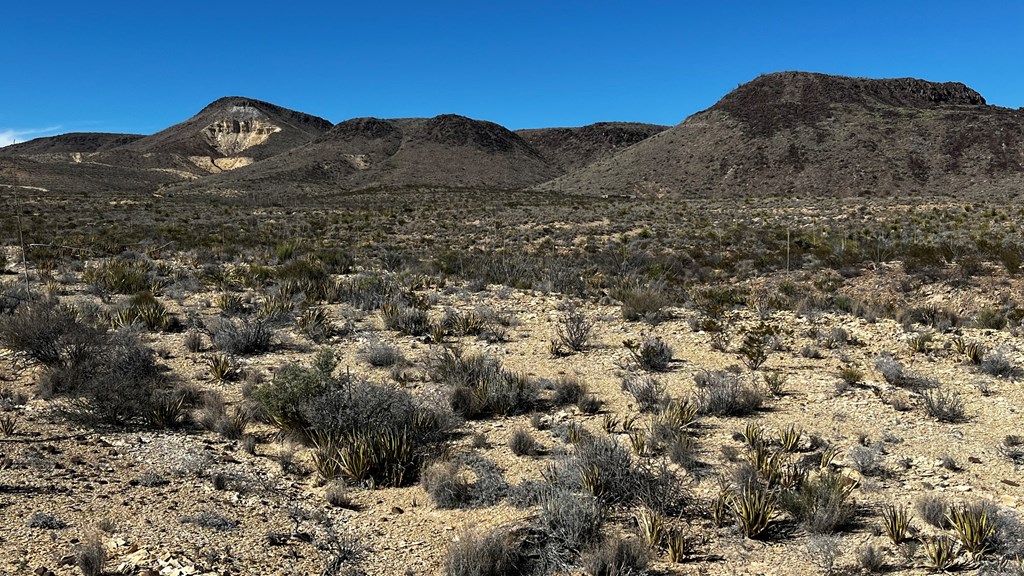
{"left": 201, "top": 106, "right": 282, "bottom": 156}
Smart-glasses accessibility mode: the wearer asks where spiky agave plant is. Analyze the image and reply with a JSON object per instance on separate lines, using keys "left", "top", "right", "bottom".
{"left": 881, "top": 504, "right": 911, "bottom": 545}
{"left": 947, "top": 501, "right": 997, "bottom": 557}
{"left": 731, "top": 482, "right": 776, "bottom": 539}
{"left": 635, "top": 506, "right": 665, "bottom": 549}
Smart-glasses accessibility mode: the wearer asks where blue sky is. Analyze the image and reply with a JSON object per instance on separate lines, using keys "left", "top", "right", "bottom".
{"left": 2, "top": 1, "right": 1022, "bottom": 144}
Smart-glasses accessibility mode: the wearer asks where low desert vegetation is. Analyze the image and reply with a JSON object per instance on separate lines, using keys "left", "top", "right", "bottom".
{"left": 1, "top": 189, "right": 1023, "bottom": 575}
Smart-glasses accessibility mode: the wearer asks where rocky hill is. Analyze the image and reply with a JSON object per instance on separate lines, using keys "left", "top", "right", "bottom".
{"left": 181, "top": 114, "right": 559, "bottom": 194}
{"left": 98, "top": 96, "right": 333, "bottom": 175}
{"left": 516, "top": 122, "right": 668, "bottom": 172}
{"left": 540, "top": 71, "right": 1024, "bottom": 197}
{"left": 0, "top": 132, "right": 144, "bottom": 159}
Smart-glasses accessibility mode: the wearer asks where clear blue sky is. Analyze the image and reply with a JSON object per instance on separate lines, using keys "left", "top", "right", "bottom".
{"left": 2, "top": 0, "right": 1023, "bottom": 144}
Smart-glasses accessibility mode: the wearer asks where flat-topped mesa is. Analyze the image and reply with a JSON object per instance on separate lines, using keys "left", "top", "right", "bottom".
{"left": 710, "top": 71, "right": 988, "bottom": 138}
{"left": 716, "top": 71, "right": 985, "bottom": 110}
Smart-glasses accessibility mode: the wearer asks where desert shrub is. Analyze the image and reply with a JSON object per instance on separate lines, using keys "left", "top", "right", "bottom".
{"left": 806, "top": 534, "right": 843, "bottom": 575}
{"left": 422, "top": 460, "right": 471, "bottom": 508}
{"left": 443, "top": 528, "right": 528, "bottom": 576}
{"left": 0, "top": 281, "right": 31, "bottom": 315}
{"left": 581, "top": 536, "right": 649, "bottom": 576}
{"left": 214, "top": 292, "right": 246, "bottom": 315}
{"left": 83, "top": 257, "right": 156, "bottom": 295}
{"left": 0, "top": 298, "right": 106, "bottom": 369}
{"left": 694, "top": 370, "right": 765, "bottom": 416}
{"left": 555, "top": 304, "right": 595, "bottom": 353}
{"left": 780, "top": 472, "right": 855, "bottom": 534}
{"left": 557, "top": 434, "right": 686, "bottom": 513}
{"left": 737, "top": 322, "right": 782, "bottom": 370}
{"left": 577, "top": 393, "right": 602, "bottom": 415}
{"left": 916, "top": 493, "right": 950, "bottom": 528}
{"left": 297, "top": 306, "right": 335, "bottom": 343}
{"left": 846, "top": 444, "right": 883, "bottom": 476}
{"left": 380, "top": 303, "right": 430, "bottom": 336}
{"left": 183, "top": 329, "right": 203, "bottom": 353}
{"left": 179, "top": 511, "right": 238, "bottom": 531}
{"left": 974, "top": 308, "right": 1008, "bottom": 330}
{"left": 921, "top": 387, "right": 968, "bottom": 422}
{"left": 76, "top": 529, "right": 106, "bottom": 576}
{"left": 509, "top": 428, "right": 538, "bottom": 457}
{"left": 552, "top": 375, "right": 586, "bottom": 405}
{"left": 209, "top": 318, "right": 272, "bottom": 355}
{"left": 325, "top": 481, "right": 353, "bottom": 508}
{"left": 26, "top": 511, "right": 67, "bottom": 529}
{"left": 838, "top": 365, "right": 864, "bottom": 386}
{"left": 621, "top": 374, "right": 667, "bottom": 412}
{"left": 616, "top": 284, "right": 671, "bottom": 322}
{"left": 624, "top": 337, "right": 673, "bottom": 372}
{"left": 14, "top": 306, "right": 171, "bottom": 426}
{"left": 899, "top": 305, "right": 960, "bottom": 331}
{"left": 874, "top": 353, "right": 937, "bottom": 390}
{"left": 429, "top": 348, "right": 537, "bottom": 418}
{"left": 337, "top": 273, "right": 401, "bottom": 310}
{"left": 255, "top": 349, "right": 452, "bottom": 486}
{"left": 541, "top": 488, "right": 604, "bottom": 551}
{"left": 358, "top": 339, "right": 404, "bottom": 367}
{"left": 980, "top": 349, "right": 1023, "bottom": 378}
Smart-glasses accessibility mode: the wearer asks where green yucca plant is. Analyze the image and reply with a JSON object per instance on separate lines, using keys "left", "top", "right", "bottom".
{"left": 566, "top": 422, "right": 585, "bottom": 444}
{"left": 667, "top": 529, "right": 689, "bottom": 563}
{"left": 748, "top": 444, "right": 787, "bottom": 487}
{"left": 110, "top": 308, "right": 141, "bottom": 330}
{"left": 255, "top": 294, "right": 293, "bottom": 321}
{"left": 602, "top": 414, "right": 621, "bottom": 433}
{"left": 579, "top": 463, "right": 606, "bottom": 500}
{"left": 711, "top": 489, "right": 731, "bottom": 527}
{"left": 136, "top": 303, "right": 171, "bottom": 331}
{"left": 147, "top": 394, "right": 185, "bottom": 429}
{"left": 338, "top": 436, "right": 374, "bottom": 483}
{"left": 660, "top": 397, "right": 698, "bottom": 430}
{"left": 741, "top": 421, "right": 764, "bottom": 449}
{"left": 297, "top": 306, "right": 334, "bottom": 343}
{"left": 215, "top": 292, "right": 245, "bottom": 314}
{"left": 635, "top": 506, "right": 665, "bottom": 548}
{"left": 622, "top": 414, "right": 639, "bottom": 433}
{"left": 819, "top": 445, "right": 840, "bottom": 469}
{"left": 207, "top": 353, "right": 234, "bottom": 382}
{"left": 947, "top": 501, "right": 997, "bottom": 557}
{"left": 731, "top": 482, "right": 776, "bottom": 539}
{"left": 881, "top": 504, "right": 911, "bottom": 544}
{"left": 921, "top": 535, "right": 959, "bottom": 572}
{"left": 777, "top": 424, "right": 802, "bottom": 452}
{"left": 628, "top": 430, "right": 648, "bottom": 456}
{"left": 0, "top": 413, "right": 18, "bottom": 436}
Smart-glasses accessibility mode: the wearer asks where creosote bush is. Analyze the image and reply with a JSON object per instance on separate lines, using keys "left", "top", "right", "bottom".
{"left": 444, "top": 528, "right": 527, "bottom": 576}
{"left": 209, "top": 318, "right": 273, "bottom": 355}
{"left": 429, "top": 347, "right": 537, "bottom": 419}
{"left": 694, "top": 370, "right": 765, "bottom": 416}
{"left": 581, "top": 536, "right": 649, "bottom": 576}
{"left": 254, "top": 348, "right": 453, "bottom": 487}
{"left": 624, "top": 337, "right": 673, "bottom": 372}
{"left": 555, "top": 304, "right": 595, "bottom": 353}
{"left": 1, "top": 298, "right": 170, "bottom": 425}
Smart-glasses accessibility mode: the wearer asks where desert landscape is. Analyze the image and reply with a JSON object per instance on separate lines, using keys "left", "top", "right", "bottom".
{"left": 1, "top": 71, "right": 1023, "bottom": 576}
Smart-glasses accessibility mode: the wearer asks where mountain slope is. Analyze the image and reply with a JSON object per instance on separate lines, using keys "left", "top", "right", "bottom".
{"left": 180, "top": 114, "right": 559, "bottom": 194}
{"left": 516, "top": 122, "right": 668, "bottom": 172}
{"left": 0, "top": 133, "right": 144, "bottom": 158}
{"left": 540, "top": 71, "right": 1024, "bottom": 197}
{"left": 98, "top": 96, "right": 333, "bottom": 175}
